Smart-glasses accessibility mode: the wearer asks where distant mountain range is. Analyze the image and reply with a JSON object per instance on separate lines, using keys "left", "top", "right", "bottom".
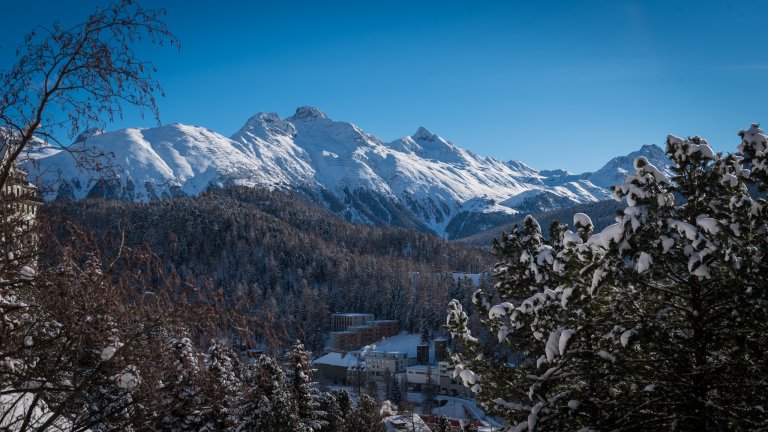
{"left": 25, "top": 106, "right": 672, "bottom": 239}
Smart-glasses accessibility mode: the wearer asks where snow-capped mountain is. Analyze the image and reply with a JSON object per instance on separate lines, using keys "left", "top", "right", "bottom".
{"left": 538, "top": 144, "right": 673, "bottom": 190}
{"left": 26, "top": 107, "right": 669, "bottom": 239}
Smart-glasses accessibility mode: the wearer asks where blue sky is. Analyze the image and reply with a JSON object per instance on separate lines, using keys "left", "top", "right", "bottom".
{"left": 2, "top": 1, "right": 767, "bottom": 172}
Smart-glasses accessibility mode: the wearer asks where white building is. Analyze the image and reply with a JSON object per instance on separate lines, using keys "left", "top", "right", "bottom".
{"left": 406, "top": 362, "right": 473, "bottom": 398}
{"left": 366, "top": 351, "right": 407, "bottom": 378}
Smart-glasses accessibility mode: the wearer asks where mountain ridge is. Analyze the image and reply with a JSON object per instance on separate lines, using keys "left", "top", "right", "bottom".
{"left": 25, "top": 106, "right": 670, "bottom": 239}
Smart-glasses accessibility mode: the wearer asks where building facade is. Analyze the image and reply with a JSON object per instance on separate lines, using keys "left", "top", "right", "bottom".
{"left": 1, "top": 162, "right": 42, "bottom": 266}
{"left": 331, "top": 313, "right": 374, "bottom": 331}
{"left": 329, "top": 331, "right": 362, "bottom": 352}
{"left": 328, "top": 313, "right": 399, "bottom": 351}
{"left": 366, "top": 351, "right": 408, "bottom": 378}
{"left": 374, "top": 320, "right": 399, "bottom": 339}
{"left": 406, "top": 362, "right": 473, "bottom": 398}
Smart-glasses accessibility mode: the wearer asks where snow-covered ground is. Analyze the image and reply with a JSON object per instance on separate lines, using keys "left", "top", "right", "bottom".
{"left": 362, "top": 333, "right": 435, "bottom": 360}
{"left": 407, "top": 392, "right": 505, "bottom": 430}
{"left": 0, "top": 391, "right": 72, "bottom": 431}
{"left": 323, "top": 382, "right": 506, "bottom": 430}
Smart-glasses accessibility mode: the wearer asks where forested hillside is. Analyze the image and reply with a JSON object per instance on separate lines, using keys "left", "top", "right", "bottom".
{"left": 45, "top": 186, "right": 492, "bottom": 351}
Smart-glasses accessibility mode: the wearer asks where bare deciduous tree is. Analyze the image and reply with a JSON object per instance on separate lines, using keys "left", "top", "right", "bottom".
{"left": 0, "top": 0, "right": 178, "bottom": 189}
{"left": 0, "top": 2, "right": 178, "bottom": 429}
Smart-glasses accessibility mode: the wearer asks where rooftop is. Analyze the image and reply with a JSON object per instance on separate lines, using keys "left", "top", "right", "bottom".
{"left": 332, "top": 313, "right": 374, "bottom": 317}
{"left": 313, "top": 352, "right": 359, "bottom": 368}
{"left": 384, "top": 414, "right": 431, "bottom": 432}
{"left": 348, "top": 325, "right": 375, "bottom": 330}
{"left": 362, "top": 333, "right": 437, "bottom": 361}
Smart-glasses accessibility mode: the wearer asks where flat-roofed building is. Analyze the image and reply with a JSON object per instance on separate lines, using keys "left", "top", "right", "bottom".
{"left": 327, "top": 313, "right": 399, "bottom": 351}
{"left": 366, "top": 351, "right": 407, "bottom": 378}
{"left": 329, "top": 331, "right": 361, "bottom": 351}
{"left": 331, "top": 313, "right": 374, "bottom": 332}
{"left": 349, "top": 324, "right": 378, "bottom": 346}
{"left": 374, "top": 320, "right": 399, "bottom": 339}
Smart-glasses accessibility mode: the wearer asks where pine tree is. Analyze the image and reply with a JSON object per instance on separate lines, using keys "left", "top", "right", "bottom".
{"left": 420, "top": 320, "right": 431, "bottom": 343}
{"left": 447, "top": 125, "right": 768, "bottom": 431}
{"left": 286, "top": 340, "right": 328, "bottom": 431}
{"left": 348, "top": 394, "right": 385, "bottom": 432}
{"left": 333, "top": 389, "right": 354, "bottom": 431}
{"left": 460, "top": 419, "right": 479, "bottom": 432}
{"left": 236, "top": 354, "right": 300, "bottom": 432}
{"left": 317, "top": 390, "right": 348, "bottom": 432}
{"left": 156, "top": 336, "right": 207, "bottom": 431}
{"left": 202, "top": 338, "right": 241, "bottom": 430}
{"left": 387, "top": 374, "right": 404, "bottom": 406}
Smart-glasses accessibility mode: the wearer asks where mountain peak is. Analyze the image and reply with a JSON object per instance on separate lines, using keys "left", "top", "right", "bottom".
{"left": 289, "top": 106, "right": 329, "bottom": 121}
{"left": 413, "top": 126, "right": 435, "bottom": 141}
{"left": 73, "top": 127, "right": 105, "bottom": 143}
{"left": 581, "top": 143, "right": 672, "bottom": 189}
{"left": 237, "top": 112, "right": 296, "bottom": 138}
{"left": 245, "top": 112, "right": 281, "bottom": 124}
{"left": 639, "top": 143, "right": 664, "bottom": 154}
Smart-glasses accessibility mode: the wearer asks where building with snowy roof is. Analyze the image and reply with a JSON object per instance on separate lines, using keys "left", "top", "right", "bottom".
{"left": 384, "top": 413, "right": 432, "bottom": 431}
{"left": 312, "top": 351, "right": 360, "bottom": 385}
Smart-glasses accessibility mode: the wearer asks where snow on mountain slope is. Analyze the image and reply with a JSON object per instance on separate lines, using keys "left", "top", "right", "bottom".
{"left": 532, "top": 144, "right": 672, "bottom": 208}
{"left": 31, "top": 124, "right": 269, "bottom": 201}
{"left": 549, "top": 144, "right": 671, "bottom": 189}
{"left": 583, "top": 143, "right": 672, "bottom": 188}
{"left": 230, "top": 112, "right": 315, "bottom": 188}
{"left": 27, "top": 106, "right": 665, "bottom": 238}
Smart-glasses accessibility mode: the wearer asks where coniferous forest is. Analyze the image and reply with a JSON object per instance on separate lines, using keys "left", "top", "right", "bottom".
{"left": 45, "top": 186, "right": 492, "bottom": 352}
{"left": 448, "top": 131, "right": 768, "bottom": 431}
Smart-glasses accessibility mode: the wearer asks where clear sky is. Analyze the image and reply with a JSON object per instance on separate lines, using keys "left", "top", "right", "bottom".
{"left": 2, "top": 0, "right": 767, "bottom": 172}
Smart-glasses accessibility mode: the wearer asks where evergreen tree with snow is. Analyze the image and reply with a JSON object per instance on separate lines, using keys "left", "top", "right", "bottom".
{"left": 202, "top": 338, "right": 241, "bottom": 429}
{"left": 348, "top": 394, "right": 385, "bottom": 432}
{"left": 460, "top": 420, "right": 479, "bottom": 432}
{"left": 236, "top": 354, "right": 300, "bottom": 432}
{"left": 447, "top": 125, "right": 768, "bottom": 431}
{"left": 332, "top": 389, "right": 354, "bottom": 431}
{"left": 387, "top": 374, "right": 404, "bottom": 406}
{"left": 155, "top": 336, "right": 208, "bottom": 431}
{"left": 286, "top": 340, "right": 328, "bottom": 431}
{"left": 317, "top": 390, "right": 352, "bottom": 432}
